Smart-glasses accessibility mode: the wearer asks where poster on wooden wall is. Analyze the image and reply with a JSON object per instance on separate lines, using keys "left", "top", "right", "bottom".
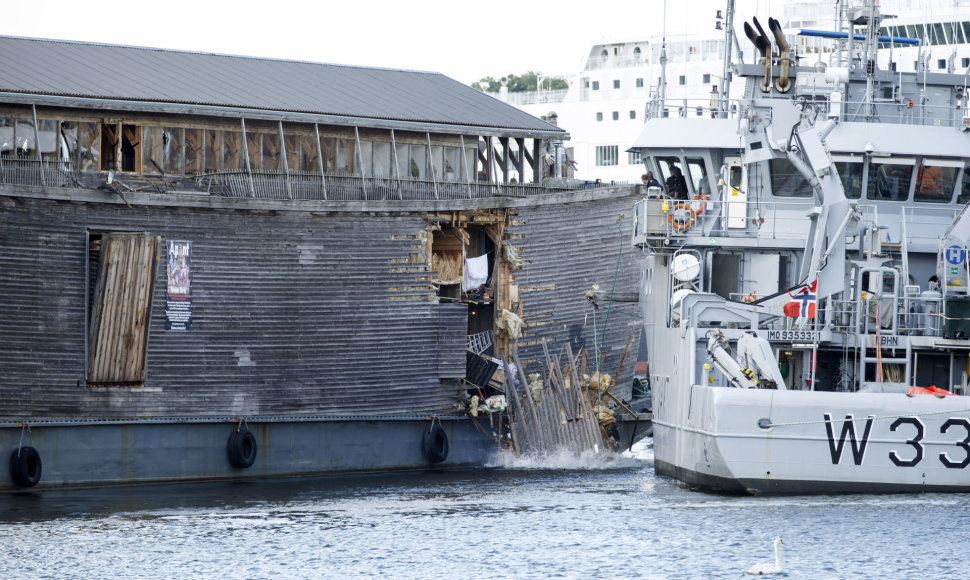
{"left": 166, "top": 240, "right": 193, "bottom": 331}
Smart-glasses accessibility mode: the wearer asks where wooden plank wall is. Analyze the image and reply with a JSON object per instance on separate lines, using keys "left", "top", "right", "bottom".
{"left": 509, "top": 192, "right": 642, "bottom": 401}
{"left": 0, "top": 196, "right": 461, "bottom": 418}
{"left": 0, "top": 187, "right": 640, "bottom": 419}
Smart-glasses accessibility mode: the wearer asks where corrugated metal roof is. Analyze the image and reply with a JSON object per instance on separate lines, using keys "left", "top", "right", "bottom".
{"left": 0, "top": 36, "right": 564, "bottom": 135}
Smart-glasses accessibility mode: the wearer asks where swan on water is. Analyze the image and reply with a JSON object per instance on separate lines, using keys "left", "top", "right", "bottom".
{"left": 745, "top": 537, "right": 784, "bottom": 575}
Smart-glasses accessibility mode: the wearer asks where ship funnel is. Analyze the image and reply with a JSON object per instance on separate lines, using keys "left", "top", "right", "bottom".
{"left": 743, "top": 21, "right": 769, "bottom": 60}
{"left": 768, "top": 17, "right": 792, "bottom": 93}
{"left": 752, "top": 17, "right": 773, "bottom": 92}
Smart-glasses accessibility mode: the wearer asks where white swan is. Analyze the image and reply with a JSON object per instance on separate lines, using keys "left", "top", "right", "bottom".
{"left": 746, "top": 537, "right": 784, "bottom": 575}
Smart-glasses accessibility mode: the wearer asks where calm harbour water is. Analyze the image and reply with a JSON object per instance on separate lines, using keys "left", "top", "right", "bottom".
{"left": 1, "top": 441, "right": 967, "bottom": 579}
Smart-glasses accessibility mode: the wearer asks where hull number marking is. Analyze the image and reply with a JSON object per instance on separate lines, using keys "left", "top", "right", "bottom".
{"left": 824, "top": 414, "right": 970, "bottom": 468}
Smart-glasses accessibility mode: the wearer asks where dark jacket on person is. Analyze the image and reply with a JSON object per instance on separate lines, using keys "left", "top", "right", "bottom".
{"left": 665, "top": 174, "right": 689, "bottom": 199}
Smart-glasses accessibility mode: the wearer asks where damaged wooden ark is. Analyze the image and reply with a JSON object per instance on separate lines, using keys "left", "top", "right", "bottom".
{"left": 0, "top": 35, "right": 647, "bottom": 490}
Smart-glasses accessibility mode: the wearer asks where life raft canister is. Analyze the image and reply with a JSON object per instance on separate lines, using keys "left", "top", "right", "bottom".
{"left": 422, "top": 423, "right": 449, "bottom": 463}
{"left": 906, "top": 385, "right": 955, "bottom": 397}
{"left": 668, "top": 202, "right": 696, "bottom": 231}
{"left": 227, "top": 427, "right": 258, "bottom": 468}
{"left": 9, "top": 446, "right": 42, "bottom": 487}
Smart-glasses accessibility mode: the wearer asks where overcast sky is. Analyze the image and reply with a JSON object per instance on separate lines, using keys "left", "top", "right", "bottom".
{"left": 3, "top": 0, "right": 778, "bottom": 84}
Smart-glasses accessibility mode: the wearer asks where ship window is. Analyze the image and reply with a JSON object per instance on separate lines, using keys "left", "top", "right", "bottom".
{"left": 394, "top": 142, "right": 408, "bottom": 178}
{"left": 769, "top": 158, "right": 813, "bottom": 197}
{"left": 87, "top": 232, "right": 160, "bottom": 386}
{"left": 963, "top": 22, "right": 970, "bottom": 45}
{"left": 628, "top": 150, "right": 642, "bottom": 165}
{"left": 408, "top": 143, "right": 426, "bottom": 179}
{"left": 77, "top": 122, "right": 101, "bottom": 173}
{"left": 613, "top": 80, "right": 620, "bottom": 89}
{"left": 636, "top": 77, "right": 644, "bottom": 88}
{"left": 915, "top": 160, "right": 960, "bottom": 203}
{"left": 656, "top": 156, "right": 688, "bottom": 197}
{"left": 36, "top": 119, "right": 63, "bottom": 161}
{"left": 593, "top": 81, "right": 600, "bottom": 91}
{"left": 933, "top": 23, "right": 945, "bottom": 45}
{"left": 957, "top": 167, "right": 970, "bottom": 204}
{"left": 678, "top": 75, "right": 686, "bottom": 85}
{"left": 833, "top": 156, "right": 863, "bottom": 199}
{"left": 612, "top": 111, "right": 619, "bottom": 120}
{"left": 444, "top": 146, "right": 461, "bottom": 181}
{"left": 431, "top": 145, "right": 444, "bottom": 180}
{"left": 686, "top": 157, "right": 709, "bottom": 196}
{"left": 730, "top": 165, "right": 742, "bottom": 189}
{"left": 630, "top": 110, "right": 636, "bottom": 119}
{"left": 373, "top": 141, "right": 392, "bottom": 178}
{"left": 359, "top": 140, "right": 373, "bottom": 177}
{"left": 964, "top": 57, "right": 970, "bottom": 68}
{"left": 142, "top": 127, "right": 183, "bottom": 175}
{"left": 184, "top": 129, "right": 202, "bottom": 175}
{"left": 322, "top": 137, "right": 337, "bottom": 173}
{"left": 596, "top": 112, "right": 603, "bottom": 122}
{"left": 866, "top": 159, "right": 914, "bottom": 201}
{"left": 100, "top": 123, "right": 141, "bottom": 172}
{"left": 703, "top": 74, "right": 711, "bottom": 83}
{"left": 938, "top": 59, "right": 947, "bottom": 69}
{"left": 633, "top": 46, "right": 641, "bottom": 59}
{"left": 595, "top": 145, "right": 618, "bottom": 166}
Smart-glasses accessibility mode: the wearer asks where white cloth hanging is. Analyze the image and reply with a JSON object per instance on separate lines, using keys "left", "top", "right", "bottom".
{"left": 462, "top": 254, "right": 489, "bottom": 291}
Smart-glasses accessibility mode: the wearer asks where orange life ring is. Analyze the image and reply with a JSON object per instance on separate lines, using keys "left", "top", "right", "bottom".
{"left": 690, "top": 194, "right": 708, "bottom": 213}
{"left": 668, "top": 202, "right": 695, "bottom": 231}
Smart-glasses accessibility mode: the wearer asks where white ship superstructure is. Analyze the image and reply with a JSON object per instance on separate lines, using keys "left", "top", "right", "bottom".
{"left": 629, "top": 0, "right": 970, "bottom": 494}
{"left": 494, "top": 0, "right": 970, "bottom": 184}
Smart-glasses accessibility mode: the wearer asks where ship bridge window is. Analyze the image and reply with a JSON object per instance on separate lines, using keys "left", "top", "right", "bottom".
{"left": 833, "top": 155, "right": 863, "bottom": 199}
{"left": 656, "top": 156, "right": 689, "bottom": 197}
{"left": 866, "top": 158, "right": 914, "bottom": 201}
{"left": 686, "top": 157, "right": 709, "bottom": 196}
{"left": 915, "top": 159, "right": 961, "bottom": 203}
{"left": 957, "top": 167, "right": 970, "bottom": 204}
{"left": 769, "top": 158, "right": 813, "bottom": 197}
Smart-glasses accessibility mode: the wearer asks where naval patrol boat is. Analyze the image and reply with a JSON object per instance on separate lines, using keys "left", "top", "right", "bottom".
{"left": 631, "top": 0, "right": 970, "bottom": 494}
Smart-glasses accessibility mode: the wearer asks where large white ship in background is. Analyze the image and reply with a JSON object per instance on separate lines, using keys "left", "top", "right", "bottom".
{"left": 497, "top": 0, "right": 970, "bottom": 183}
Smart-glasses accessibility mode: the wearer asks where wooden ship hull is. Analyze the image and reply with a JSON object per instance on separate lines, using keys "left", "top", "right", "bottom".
{"left": 0, "top": 36, "right": 644, "bottom": 490}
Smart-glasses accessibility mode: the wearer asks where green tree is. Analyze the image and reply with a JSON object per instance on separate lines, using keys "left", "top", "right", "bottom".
{"left": 471, "top": 72, "right": 568, "bottom": 93}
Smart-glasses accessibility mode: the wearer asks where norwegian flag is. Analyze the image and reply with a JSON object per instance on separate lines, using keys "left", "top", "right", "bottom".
{"left": 783, "top": 280, "right": 817, "bottom": 318}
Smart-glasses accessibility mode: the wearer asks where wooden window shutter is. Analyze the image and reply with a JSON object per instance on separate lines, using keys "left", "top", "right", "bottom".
{"left": 88, "top": 233, "right": 160, "bottom": 385}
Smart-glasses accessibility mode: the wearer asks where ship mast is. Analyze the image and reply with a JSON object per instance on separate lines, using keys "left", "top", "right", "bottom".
{"left": 659, "top": 0, "right": 668, "bottom": 117}
{"left": 718, "top": 0, "right": 736, "bottom": 119}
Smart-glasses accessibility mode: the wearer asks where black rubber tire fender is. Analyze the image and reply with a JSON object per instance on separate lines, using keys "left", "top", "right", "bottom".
{"left": 227, "top": 429, "right": 258, "bottom": 468}
{"left": 9, "top": 446, "right": 42, "bottom": 487}
{"left": 422, "top": 424, "right": 449, "bottom": 463}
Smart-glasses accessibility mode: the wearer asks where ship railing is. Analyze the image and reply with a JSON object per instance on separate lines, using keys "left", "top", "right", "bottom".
{"left": 828, "top": 98, "right": 968, "bottom": 128}
{"left": 192, "top": 171, "right": 594, "bottom": 201}
{"left": 0, "top": 156, "right": 78, "bottom": 188}
{"left": 647, "top": 92, "right": 969, "bottom": 129}
{"left": 491, "top": 89, "right": 570, "bottom": 106}
{"left": 632, "top": 195, "right": 812, "bottom": 245}
{"left": 583, "top": 56, "right": 652, "bottom": 71}
{"left": 822, "top": 293, "right": 944, "bottom": 338}
{"left": 645, "top": 97, "right": 743, "bottom": 120}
